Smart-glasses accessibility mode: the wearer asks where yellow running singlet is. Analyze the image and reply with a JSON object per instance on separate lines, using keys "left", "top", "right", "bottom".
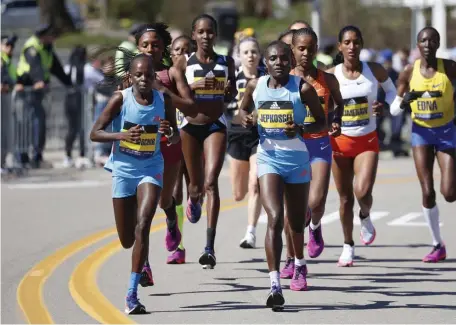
{"left": 409, "top": 59, "right": 454, "bottom": 128}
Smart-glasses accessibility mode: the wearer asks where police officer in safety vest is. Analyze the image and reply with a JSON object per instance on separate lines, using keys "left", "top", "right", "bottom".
{"left": 15, "top": 24, "right": 72, "bottom": 168}
{"left": 1, "top": 35, "right": 17, "bottom": 93}
{"left": 1, "top": 35, "right": 18, "bottom": 172}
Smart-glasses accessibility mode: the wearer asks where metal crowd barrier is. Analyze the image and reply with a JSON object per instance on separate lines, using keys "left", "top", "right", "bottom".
{"left": 1, "top": 85, "right": 96, "bottom": 173}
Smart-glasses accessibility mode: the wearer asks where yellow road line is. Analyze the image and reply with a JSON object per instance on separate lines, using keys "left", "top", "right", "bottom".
{"left": 16, "top": 197, "right": 233, "bottom": 324}
{"left": 16, "top": 228, "right": 115, "bottom": 324}
{"left": 69, "top": 175, "right": 424, "bottom": 323}
{"left": 17, "top": 172, "right": 423, "bottom": 324}
{"left": 68, "top": 224, "right": 166, "bottom": 324}
{"left": 69, "top": 200, "right": 249, "bottom": 324}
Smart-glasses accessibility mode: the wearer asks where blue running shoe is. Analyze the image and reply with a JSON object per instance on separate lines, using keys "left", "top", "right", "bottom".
{"left": 125, "top": 291, "right": 146, "bottom": 314}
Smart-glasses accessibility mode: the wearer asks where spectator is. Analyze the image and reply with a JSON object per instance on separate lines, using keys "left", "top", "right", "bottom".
{"left": 1, "top": 34, "right": 17, "bottom": 173}
{"left": 377, "top": 49, "right": 409, "bottom": 157}
{"left": 392, "top": 47, "right": 410, "bottom": 73}
{"left": 14, "top": 24, "right": 73, "bottom": 168}
{"left": 62, "top": 45, "right": 87, "bottom": 168}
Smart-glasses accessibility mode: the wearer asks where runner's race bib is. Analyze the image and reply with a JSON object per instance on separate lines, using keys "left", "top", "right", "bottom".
{"left": 194, "top": 70, "right": 226, "bottom": 100}
{"left": 304, "top": 96, "right": 325, "bottom": 124}
{"left": 120, "top": 121, "right": 158, "bottom": 159}
{"left": 258, "top": 101, "right": 294, "bottom": 139}
{"left": 342, "top": 96, "right": 369, "bottom": 127}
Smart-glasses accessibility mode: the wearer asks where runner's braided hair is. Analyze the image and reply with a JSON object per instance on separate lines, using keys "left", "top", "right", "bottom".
{"left": 292, "top": 27, "right": 318, "bottom": 45}
{"left": 96, "top": 47, "right": 151, "bottom": 88}
{"left": 135, "top": 23, "right": 172, "bottom": 67}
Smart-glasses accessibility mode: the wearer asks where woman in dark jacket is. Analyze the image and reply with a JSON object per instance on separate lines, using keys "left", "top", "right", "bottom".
{"left": 64, "top": 45, "right": 86, "bottom": 166}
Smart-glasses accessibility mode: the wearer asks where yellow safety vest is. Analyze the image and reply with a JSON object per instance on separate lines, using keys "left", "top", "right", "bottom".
{"left": 16, "top": 35, "right": 53, "bottom": 82}
{"left": 1, "top": 52, "right": 16, "bottom": 82}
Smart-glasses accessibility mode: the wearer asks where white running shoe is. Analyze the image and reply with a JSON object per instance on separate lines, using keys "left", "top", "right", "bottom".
{"left": 360, "top": 213, "right": 376, "bottom": 245}
{"left": 75, "top": 157, "right": 93, "bottom": 169}
{"left": 62, "top": 157, "right": 74, "bottom": 168}
{"left": 337, "top": 244, "right": 354, "bottom": 267}
{"left": 239, "top": 232, "right": 256, "bottom": 249}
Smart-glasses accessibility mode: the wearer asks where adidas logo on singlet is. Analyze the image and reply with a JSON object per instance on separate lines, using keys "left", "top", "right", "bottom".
{"left": 422, "top": 91, "right": 431, "bottom": 98}
{"left": 347, "top": 99, "right": 356, "bottom": 105}
{"left": 270, "top": 102, "right": 280, "bottom": 109}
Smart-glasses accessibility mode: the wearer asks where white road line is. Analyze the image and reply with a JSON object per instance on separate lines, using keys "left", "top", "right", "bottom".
{"left": 387, "top": 212, "right": 443, "bottom": 227}
{"left": 321, "top": 211, "right": 340, "bottom": 225}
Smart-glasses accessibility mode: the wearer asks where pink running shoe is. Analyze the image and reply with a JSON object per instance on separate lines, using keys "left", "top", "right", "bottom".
{"left": 307, "top": 224, "right": 325, "bottom": 258}
{"left": 423, "top": 244, "right": 446, "bottom": 263}
{"left": 290, "top": 265, "right": 308, "bottom": 291}
{"left": 167, "top": 248, "right": 186, "bottom": 264}
{"left": 165, "top": 219, "right": 182, "bottom": 252}
{"left": 139, "top": 264, "right": 154, "bottom": 287}
{"left": 280, "top": 257, "right": 295, "bottom": 279}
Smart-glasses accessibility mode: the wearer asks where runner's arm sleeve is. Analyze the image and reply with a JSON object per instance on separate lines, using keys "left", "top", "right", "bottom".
{"left": 380, "top": 77, "right": 396, "bottom": 106}
{"left": 389, "top": 96, "right": 404, "bottom": 116}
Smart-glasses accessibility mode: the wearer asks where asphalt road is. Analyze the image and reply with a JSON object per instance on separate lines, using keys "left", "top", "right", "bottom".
{"left": 2, "top": 156, "right": 456, "bottom": 324}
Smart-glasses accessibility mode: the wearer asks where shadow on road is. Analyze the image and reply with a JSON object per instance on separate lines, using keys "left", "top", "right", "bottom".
{"left": 148, "top": 256, "right": 456, "bottom": 313}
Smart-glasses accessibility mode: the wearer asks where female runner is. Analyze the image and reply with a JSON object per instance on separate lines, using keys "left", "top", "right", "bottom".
{"left": 90, "top": 54, "right": 174, "bottom": 314}
{"left": 168, "top": 34, "right": 198, "bottom": 264}
{"left": 391, "top": 27, "right": 456, "bottom": 262}
{"left": 226, "top": 36, "right": 264, "bottom": 248}
{"left": 327, "top": 25, "right": 396, "bottom": 267}
{"left": 131, "top": 23, "right": 196, "bottom": 281}
{"left": 241, "top": 40, "right": 325, "bottom": 308}
{"left": 280, "top": 27, "right": 344, "bottom": 279}
{"left": 182, "top": 14, "right": 237, "bottom": 268}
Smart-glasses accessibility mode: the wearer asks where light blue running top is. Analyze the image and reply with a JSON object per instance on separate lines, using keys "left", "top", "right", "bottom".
{"left": 104, "top": 87, "right": 165, "bottom": 178}
{"left": 253, "top": 75, "right": 310, "bottom": 166}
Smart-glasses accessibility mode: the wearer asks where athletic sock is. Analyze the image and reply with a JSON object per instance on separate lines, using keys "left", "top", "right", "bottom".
{"left": 176, "top": 204, "right": 185, "bottom": 250}
{"left": 206, "top": 228, "right": 216, "bottom": 250}
{"left": 247, "top": 225, "right": 256, "bottom": 236}
{"left": 310, "top": 221, "right": 321, "bottom": 230}
{"left": 127, "top": 272, "right": 141, "bottom": 295}
{"left": 269, "top": 271, "right": 281, "bottom": 288}
{"left": 295, "top": 257, "right": 306, "bottom": 266}
{"left": 423, "top": 205, "right": 443, "bottom": 246}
